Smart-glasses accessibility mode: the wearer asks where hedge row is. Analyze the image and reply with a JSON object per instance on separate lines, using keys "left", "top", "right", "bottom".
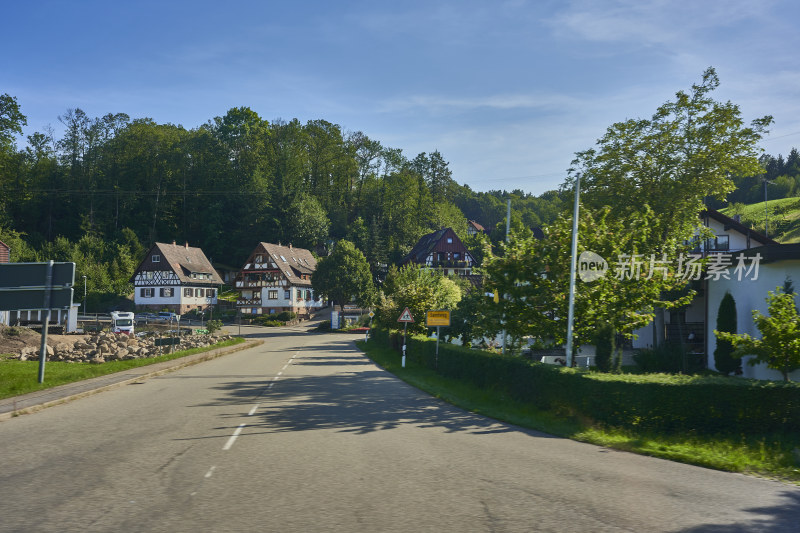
{"left": 370, "top": 328, "right": 800, "bottom": 435}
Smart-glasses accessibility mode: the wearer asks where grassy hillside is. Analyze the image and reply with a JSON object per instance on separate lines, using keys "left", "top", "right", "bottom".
{"left": 720, "top": 197, "right": 800, "bottom": 243}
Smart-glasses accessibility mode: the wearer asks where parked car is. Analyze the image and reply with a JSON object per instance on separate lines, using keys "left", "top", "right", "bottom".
{"left": 157, "top": 312, "right": 179, "bottom": 322}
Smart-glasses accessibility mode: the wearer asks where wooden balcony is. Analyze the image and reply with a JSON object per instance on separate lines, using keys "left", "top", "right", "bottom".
{"left": 235, "top": 280, "right": 282, "bottom": 288}
{"left": 236, "top": 298, "right": 262, "bottom": 307}
{"left": 430, "top": 260, "right": 470, "bottom": 269}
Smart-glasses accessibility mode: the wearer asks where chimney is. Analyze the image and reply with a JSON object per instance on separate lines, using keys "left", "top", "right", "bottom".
{"left": 172, "top": 240, "right": 176, "bottom": 245}
{"left": 185, "top": 241, "right": 189, "bottom": 249}
{"left": 289, "top": 243, "right": 292, "bottom": 250}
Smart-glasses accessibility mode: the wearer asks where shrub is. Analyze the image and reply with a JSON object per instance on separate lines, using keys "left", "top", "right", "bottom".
{"left": 367, "top": 327, "right": 800, "bottom": 435}
{"left": 714, "top": 292, "right": 740, "bottom": 375}
{"left": 206, "top": 319, "right": 223, "bottom": 334}
{"left": 275, "top": 311, "right": 297, "bottom": 322}
{"left": 633, "top": 343, "right": 704, "bottom": 374}
{"left": 594, "top": 323, "right": 614, "bottom": 372}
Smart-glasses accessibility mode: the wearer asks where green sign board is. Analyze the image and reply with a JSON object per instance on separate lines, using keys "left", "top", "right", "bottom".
{"left": 0, "top": 288, "right": 74, "bottom": 311}
{"left": 0, "top": 262, "right": 75, "bottom": 288}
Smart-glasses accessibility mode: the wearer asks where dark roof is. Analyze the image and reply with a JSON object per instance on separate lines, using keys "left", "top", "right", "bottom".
{"left": 703, "top": 208, "right": 778, "bottom": 246}
{"left": 251, "top": 242, "right": 317, "bottom": 287}
{"left": 737, "top": 243, "right": 800, "bottom": 264}
{"left": 403, "top": 228, "right": 451, "bottom": 264}
{"left": 133, "top": 242, "right": 223, "bottom": 285}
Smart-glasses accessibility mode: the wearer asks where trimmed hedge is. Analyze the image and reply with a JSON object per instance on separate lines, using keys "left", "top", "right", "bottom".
{"left": 369, "top": 328, "right": 800, "bottom": 435}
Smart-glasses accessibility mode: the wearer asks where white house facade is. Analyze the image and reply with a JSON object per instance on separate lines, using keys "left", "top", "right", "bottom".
{"left": 630, "top": 209, "right": 800, "bottom": 380}
{"left": 705, "top": 245, "right": 800, "bottom": 381}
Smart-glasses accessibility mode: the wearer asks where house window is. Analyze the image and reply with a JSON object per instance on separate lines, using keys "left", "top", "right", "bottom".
{"left": 454, "top": 252, "right": 461, "bottom": 259}
{"left": 284, "top": 290, "right": 290, "bottom": 299}
{"left": 152, "top": 254, "right": 160, "bottom": 263}
{"left": 207, "top": 289, "right": 215, "bottom": 298}
{"left": 160, "top": 288, "right": 174, "bottom": 297}
{"left": 280, "top": 255, "right": 287, "bottom": 262}
{"left": 268, "top": 290, "right": 278, "bottom": 299}
{"left": 447, "top": 237, "right": 453, "bottom": 244}
{"left": 255, "top": 255, "right": 263, "bottom": 263}
{"left": 285, "top": 270, "right": 292, "bottom": 277}
{"left": 141, "top": 288, "right": 154, "bottom": 298}
{"left": 196, "top": 288, "right": 204, "bottom": 297}
{"left": 706, "top": 235, "right": 730, "bottom": 252}
{"left": 184, "top": 288, "right": 193, "bottom": 297}
{"left": 147, "top": 272, "right": 153, "bottom": 279}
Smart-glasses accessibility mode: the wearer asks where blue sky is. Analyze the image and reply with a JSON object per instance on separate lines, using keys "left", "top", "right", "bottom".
{"left": 3, "top": 0, "right": 799, "bottom": 195}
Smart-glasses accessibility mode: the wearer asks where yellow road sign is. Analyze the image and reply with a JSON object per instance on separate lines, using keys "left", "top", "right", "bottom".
{"left": 426, "top": 310, "right": 451, "bottom": 327}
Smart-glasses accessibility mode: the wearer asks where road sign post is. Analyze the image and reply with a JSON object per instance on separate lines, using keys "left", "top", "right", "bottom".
{"left": 426, "top": 310, "right": 451, "bottom": 369}
{"left": 397, "top": 307, "right": 414, "bottom": 367}
{"left": 0, "top": 261, "right": 75, "bottom": 383}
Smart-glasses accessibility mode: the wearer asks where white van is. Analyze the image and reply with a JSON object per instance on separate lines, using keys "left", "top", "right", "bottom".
{"left": 111, "top": 311, "right": 135, "bottom": 335}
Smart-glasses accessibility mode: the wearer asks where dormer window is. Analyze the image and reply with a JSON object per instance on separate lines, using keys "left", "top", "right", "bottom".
{"left": 152, "top": 254, "right": 161, "bottom": 263}
{"left": 447, "top": 238, "right": 453, "bottom": 244}
{"left": 280, "top": 255, "right": 287, "bottom": 262}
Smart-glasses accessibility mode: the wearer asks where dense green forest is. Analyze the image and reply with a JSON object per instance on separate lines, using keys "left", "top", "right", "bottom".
{"left": 0, "top": 94, "right": 565, "bottom": 301}
{"left": 1, "top": 92, "right": 797, "bottom": 304}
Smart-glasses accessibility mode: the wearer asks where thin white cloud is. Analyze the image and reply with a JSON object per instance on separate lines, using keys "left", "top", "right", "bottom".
{"left": 376, "top": 93, "right": 583, "bottom": 114}
{"left": 548, "top": 0, "right": 774, "bottom": 46}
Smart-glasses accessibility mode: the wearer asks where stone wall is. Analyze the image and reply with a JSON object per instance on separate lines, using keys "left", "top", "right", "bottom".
{"left": 18, "top": 332, "right": 234, "bottom": 364}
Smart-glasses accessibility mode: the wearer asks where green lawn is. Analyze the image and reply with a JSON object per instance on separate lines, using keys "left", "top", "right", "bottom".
{"left": 721, "top": 197, "right": 800, "bottom": 243}
{"left": 357, "top": 340, "right": 800, "bottom": 484}
{"left": 0, "top": 337, "right": 246, "bottom": 400}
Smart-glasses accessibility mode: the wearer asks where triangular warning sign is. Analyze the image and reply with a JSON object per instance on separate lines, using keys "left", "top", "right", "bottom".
{"left": 398, "top": 307, "right": 415, "bottom": 323}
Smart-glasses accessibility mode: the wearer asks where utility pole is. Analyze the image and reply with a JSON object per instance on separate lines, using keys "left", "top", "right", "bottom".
{"left": 565, "top": 174, "right": 581, "bottom": 367}
{"left": 501, "top": 198, "right": 511, "bottom": 354}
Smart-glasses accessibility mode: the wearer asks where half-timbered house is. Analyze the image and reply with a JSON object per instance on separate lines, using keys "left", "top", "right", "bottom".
{"left": 131, "top": 241, "right": 223, "bottom": 315}
{"left": 235, "top": 242, "right": 324, "bottom": 319}
{"left": 402, "top": 228, "right": 475, "bottom": 276}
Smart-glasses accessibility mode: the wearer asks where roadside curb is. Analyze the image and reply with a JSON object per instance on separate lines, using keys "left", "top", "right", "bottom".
{"left": 0, "top": 339, "right": 264, "bottom": 422}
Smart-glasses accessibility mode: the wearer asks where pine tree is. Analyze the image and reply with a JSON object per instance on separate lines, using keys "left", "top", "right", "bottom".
{"left": 714, "top": 292, "right": 740, "bottom": 375}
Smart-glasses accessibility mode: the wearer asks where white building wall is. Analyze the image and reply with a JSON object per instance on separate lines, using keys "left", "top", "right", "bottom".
{"left": 704, "top": 218, "right": 751, "bottom": 252}
{"left": 706, "top": 259, "right": 800, "bottom": 381}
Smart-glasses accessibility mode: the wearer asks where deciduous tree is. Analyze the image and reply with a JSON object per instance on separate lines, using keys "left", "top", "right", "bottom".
{"left": 312, "top": 239, "right": 374, "bottom": 310}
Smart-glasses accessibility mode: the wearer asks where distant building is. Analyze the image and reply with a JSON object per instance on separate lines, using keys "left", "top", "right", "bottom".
{"left": 467, "top": 220, "right": 485, "bottom": 236}
{"left": 235, "top": 242, "right": 324, "bottom": 319}
{"left": 402, "top": 228, "right": 476, "bottom": 276}
{"left": 131, "top": 241, "right": 223, "bottom": 314}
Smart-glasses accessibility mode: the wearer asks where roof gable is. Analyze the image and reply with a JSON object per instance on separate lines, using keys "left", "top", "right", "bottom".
{"left": 132, "top": 242, "right": 223, "bottom": 285}
{"left": 403, "top": 228, "right": 469, "bottom": 264}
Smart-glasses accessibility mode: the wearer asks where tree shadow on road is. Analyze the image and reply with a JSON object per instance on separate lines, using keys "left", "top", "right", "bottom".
{"left": 196, "top": 341, "right": 557, "bottom": 439}
{"left": 674, "top": 488, "right": 800, "bottom": 532}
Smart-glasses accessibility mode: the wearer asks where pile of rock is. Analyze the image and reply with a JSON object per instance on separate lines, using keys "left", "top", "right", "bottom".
{"left": 18, "top": 332, "right": 234, "bottom": 364}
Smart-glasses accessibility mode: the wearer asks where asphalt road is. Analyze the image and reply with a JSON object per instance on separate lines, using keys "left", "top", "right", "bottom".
{"left": 1, "top": 323, "right": 799, "bottom": 532}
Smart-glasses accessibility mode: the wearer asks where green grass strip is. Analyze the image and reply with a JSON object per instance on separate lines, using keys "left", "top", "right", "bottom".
{"left": 357, "top": 339, "right": 800, "bottom": 484}
{"left": 0, "top": 337, "right": 246, "bottom": 400}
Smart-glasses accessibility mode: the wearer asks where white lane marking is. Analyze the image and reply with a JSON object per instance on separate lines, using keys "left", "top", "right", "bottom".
{"left": 222, "top": 424, "right": 246, "bottom": 450}
{"left": 248, "top": 405, "right": 259, "bottom": 416}
{"left": 205, "top": 466, "right": 216, "bottom": 478}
